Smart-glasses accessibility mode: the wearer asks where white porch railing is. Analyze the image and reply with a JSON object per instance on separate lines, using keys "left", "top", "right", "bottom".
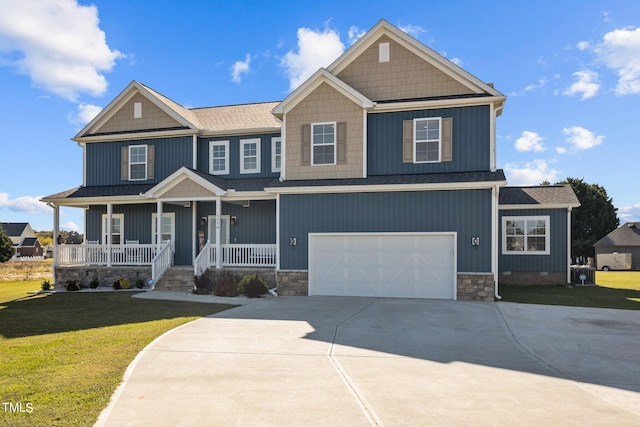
{"left": 151, "top": 242, "right": 173, "bottom": 287}
{"left": 194, "top": 243, "right": 277, "bottom": 276}
{"left": 57, "top": 243, "right": 160, "bottom": 266}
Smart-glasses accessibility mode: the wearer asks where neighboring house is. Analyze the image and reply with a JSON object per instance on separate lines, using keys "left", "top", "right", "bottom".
{"left": 594, "top": 223, "right": 640, "bottom": 270}
{"left": 0, "top": 222, "right": 44, "bottom": 258}
{"left": 42, "top": 19, "right": 578, "bottom": 300}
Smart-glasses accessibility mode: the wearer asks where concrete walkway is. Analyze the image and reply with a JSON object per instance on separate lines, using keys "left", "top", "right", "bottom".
{"left": 96, "top": 297, "right": 640, "bottom": 426}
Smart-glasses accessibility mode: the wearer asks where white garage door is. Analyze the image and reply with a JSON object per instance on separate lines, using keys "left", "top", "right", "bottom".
{"left": 309, "top": 233, "right": 456, "bottom": 299}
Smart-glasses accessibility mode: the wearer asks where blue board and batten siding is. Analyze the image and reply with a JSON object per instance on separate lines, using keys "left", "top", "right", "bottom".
{"left": 498, "top": 208, "right": 569, "bottom": 272}
{"left": 85, "top": 136, "right": 193, "bottom": 186}
{"left": 367, "top": 105, "right": 491, "bottom": 175}
{"left": 279, "top": 189, "right": 493, "bottom": 272}
{"left": 196, "top": 133, "right": 281, "bottom": 179}
{"left": 196, "top": 200, "right": 276, "bottom": 244}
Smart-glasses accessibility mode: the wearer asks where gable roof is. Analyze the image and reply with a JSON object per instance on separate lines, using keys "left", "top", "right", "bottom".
{"left": 1, "top": 222, "right": 28, "bottom": 237}
{"left": 594, "top": 223, "right": 640, "bottom": 247}
{"left": 499, "top": 185, "right": 580, "bottom": 208}
{"left": 21, "top": 237, "right": 40, "bottom": 247}
{"left": 328, "top": 19, "right": 503, "bottom": 98}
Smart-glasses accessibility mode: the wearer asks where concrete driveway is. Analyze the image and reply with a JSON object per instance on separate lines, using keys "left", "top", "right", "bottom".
{"left": 96, "top": 297, "right": 640, "bottom": 426}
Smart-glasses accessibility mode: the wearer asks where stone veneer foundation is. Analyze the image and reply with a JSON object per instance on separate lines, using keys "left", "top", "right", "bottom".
{"left": 277, "top": 270, "right": 496, "bottom": 301}
{"left": 499, "top": 271, "right": 567, "bottom": 286}
{"left": 54, "top": 266, "right": 152, "bottom": 289}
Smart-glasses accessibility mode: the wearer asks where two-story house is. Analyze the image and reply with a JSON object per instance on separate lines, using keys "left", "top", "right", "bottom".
{"left": 43, "top": 20, "right": 579, "bottom": 300}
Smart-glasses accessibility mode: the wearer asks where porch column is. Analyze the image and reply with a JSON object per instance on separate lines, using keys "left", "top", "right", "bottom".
{"left": 156, "top": 200, "right": 163, "bottom": 248}
{"left": 106, "top": 203, "right": 112, "bottom": 267}
{"left": 215, "top": 197, "right": 221, "bottom": 268}
{"left": 567, "top": 207, "right": 573, "bottom": 284}
{"left": 192, "top": 201, "right": 197, "bottom": 262}
{"left": 52, "top": 203, "right": 59, "bottom": 283}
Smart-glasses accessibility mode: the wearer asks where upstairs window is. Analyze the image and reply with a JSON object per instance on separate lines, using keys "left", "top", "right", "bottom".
{"left": 129, "top": 145, "right": 148, "bottom": 180}
{"left": 502, "top": 216, "right": 550, "bottom": 255}
{"left": 209, "top": 141, "right": 229, "bottom": 175}
{"left": 240, "top": 138, "right": 261, "bottom": 174}
{"left": 312, "top": 122, "right": 336, "bottom": 165}
{"left": 414, "top": 118, "right": 441, "bottom": 163}
{"left": 272, "top": 137, "right": 281, "bottom": 172}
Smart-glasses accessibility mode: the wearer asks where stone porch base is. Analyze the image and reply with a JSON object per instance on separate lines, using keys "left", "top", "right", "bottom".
{"left": 54, "top": 266, "right": 152, "bottom": 289}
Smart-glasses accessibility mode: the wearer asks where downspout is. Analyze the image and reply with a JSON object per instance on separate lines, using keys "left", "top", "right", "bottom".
{"left": 493, "top": 184, "right": 501, "bottom": 300}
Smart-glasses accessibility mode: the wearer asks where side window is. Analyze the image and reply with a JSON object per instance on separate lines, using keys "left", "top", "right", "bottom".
{"left": 502, "top": 216, "right": 550, "bottom": 255}
{"left": 271, "top": 137, "right": 281, "bottom": 172}
{"left": 240, "top": 138, "right": 261, "bottom": 174}
{"left": 102, "top": 214, "right": 124, "bottom": 245}
{"left": 209, "top": 141, "right": 229, "bottom": 175}
{"left": 312, "top": 122, "right": 336, "bottom": 166}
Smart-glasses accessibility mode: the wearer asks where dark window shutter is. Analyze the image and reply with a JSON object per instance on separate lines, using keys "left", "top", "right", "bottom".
{"left": 301, "top": 124, "right": 311, "bottom": 166}
{"left": 402, "top": 120, "right": 413, "bottom": 163}
{"left": 441, "top": 117, "right": 453, "bottom": 162}
{"left": 121, "top": 146, "right": 129, "bottom": 180}
{"left": 337, "top": 122, "right": 347, "bottom": 164}
{"left": 147, "top": 145, "right": 155, "bottom": 179}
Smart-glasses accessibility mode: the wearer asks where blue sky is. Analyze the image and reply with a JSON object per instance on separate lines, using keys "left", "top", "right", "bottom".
{"left": 0, "top": 0, "right": 639, "bottom": 233}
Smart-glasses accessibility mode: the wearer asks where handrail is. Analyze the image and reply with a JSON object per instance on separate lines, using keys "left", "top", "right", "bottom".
{"left": 193, "top": 240, "right": 211, "bottom": 277}
{"left": 151, "top": 242, "right": 173, "bottom": 288}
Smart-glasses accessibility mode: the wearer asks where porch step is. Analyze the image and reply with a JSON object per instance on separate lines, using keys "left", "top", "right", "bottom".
{"left": 153, "top": 266, "right": 195, "bottom": 292}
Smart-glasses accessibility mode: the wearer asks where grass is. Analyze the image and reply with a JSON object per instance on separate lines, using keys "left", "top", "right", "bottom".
{"left": 499, "top": 271, "right": 640, "bottom": 310}
{"left": 0, "top": 281, "right": 236, "bottom": 426}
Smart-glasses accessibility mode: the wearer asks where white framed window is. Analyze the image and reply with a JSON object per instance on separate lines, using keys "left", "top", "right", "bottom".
{"left": 240, "top": 138, "right": 261, "bottom": 174}
{"left": 414, "top": 118, "right": 441, "bottom": 163}
{"left": 502, "top": 216, "right": 550, "bottom": 255}
{"left": 102, "top": 214, "right": 124, "bottom": 245}
{"left": 312, "top": 122, "right": 336, "bottom": 165}
{"left": 129, "top": 145, "right": 147, "bottom": 180}
{"left": 209, "top": 140, "right": 229, "bottom": 175}
{"left": 152, "top": 213, "right": 175, "bottom": 244}
{"left": 271, "top": 137, "right": 281, "bottom": 172}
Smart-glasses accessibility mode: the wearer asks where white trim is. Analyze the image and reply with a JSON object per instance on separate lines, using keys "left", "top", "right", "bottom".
{"left": 208, "top": 214, "right": 230, "bottom": 244}
{"left": 372, "top": 96, "right": 506, "bottom": 114}
{"left": 146, "top": 166, "right": 226, "bottom": 198}
{"left": 501, "top": 215, "right": 550, "bottom": 255}
{"left": 266, "top": 179, "right": 505, "bottom": 195}
{"left": 78, "top": 129, "right": 197, "bottom": 143}
{"left": 362, "top": 110, "right": 368, "bottom": 178}
{"left": 281, "top": 116, "right": 286, "bottom": 181}
{"left": 311, "top": 122, "right": 337, "bottom": 166}
{"left": 379, "top": 42, "right": 390, "bottom": 62}
{"left": 499, "top": 203, "right": 581, "bottom": 210}
{"left": 271, "top": 137, "right": 282, "bottom": 173}
{"left": 492, "top": 184, "right": 499, "bottom": 297}
{"left": 192, "top": 201, "right": 197, "bottom": 262}
{"left": 490, "top": 104, "right": 496, "bottom": 172}
{"left": 567, "top": 207, "right": 572, "bottom": 284}
{"left": 209, "top": 140, "right": 229, "bottom": 175}
{"left": 128, "top": 144, "right": 148, "bottom": 181}
{"left": 240, "top": 138, "right": 261, "bottom": 174}
{"left": 133, "top": 102, "right": 142, "bottom": 119}
{"left": 413, "top": 117, "right": 442, "bottom": 164}
{"left": 275, "top": 193, "right": 280, "bottom": 270}
{"left": 192, "top": 135, "right": 197, "bottom": 169}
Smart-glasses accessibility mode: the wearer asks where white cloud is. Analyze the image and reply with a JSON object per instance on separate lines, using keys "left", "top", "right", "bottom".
{"left": 562, "top": 126, "right": 604, "bottom": 149}
{"left": 504, "top": 160, "right": 560, "bottom": 186}
{"left": 348, "top": 26, "right": 365, "bottom": 44}
{"left": 231, "top": 54, "right": 251, "bottom": 83}
{"left": 281, "top": 26, "right": 345, "bottom": 91}
{"left": 563, "top": 70, "right": 600, "bottom": 99}
{"left": 398, "top": 24, "right": 426, "bottom": 38}
{"left": 556, "top": 146, "right": 567, "bottom": 154}
{"left": 68, "top": 103, "right": 102, "bottom": 125}
{"left": 618, "top": 203, "right": 640, "bottom": 222}
{"left": 525, "top": 77, "right": 548, "bottom": 92}
{"left": 61, "top": 221, "right": 80, "bottom": 232}
{"left": 577, "top": 41, "right": 590, "bottom": 51}
{"left": 450, "top": 57, "right": 462, "bottom": 66}
{"left": 515, "top": 131, "right": 546, "bottom": 152}
{"left": 0, "top": 0, "right": 123, "bottom": 101}
{"left": 0, "top": 193, "right": 51, "bottom": 214}
{"left": 594, "top": 27, "right": 640, "bottom": 95}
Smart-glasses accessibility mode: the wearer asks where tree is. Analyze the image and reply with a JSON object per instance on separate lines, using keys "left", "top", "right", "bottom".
{"left": 0, "top": 225, "right": 15, "bottom": 263}
{"left": 557, "top": 178, "right": 619, "bottom": 259}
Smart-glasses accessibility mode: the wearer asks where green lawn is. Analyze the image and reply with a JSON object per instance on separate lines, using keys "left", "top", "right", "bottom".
{"left": 499, "top": 271, "right": 640, "bottom": 310}
{"left": 0, "top": 281, "right": 235, "bottom": 426}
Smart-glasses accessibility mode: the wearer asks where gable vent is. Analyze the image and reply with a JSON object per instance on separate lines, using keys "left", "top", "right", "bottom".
{"left": 379, "top": 42, "right": 390, "bottom": 63}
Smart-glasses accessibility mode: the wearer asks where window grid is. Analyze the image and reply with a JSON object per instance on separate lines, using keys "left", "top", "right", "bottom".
{"left": 503, "top": 216, "right": 549, "bottom": 255}
{"left": 312, "top": 122, "right": 336, "bottom": 165}
{"left": 210, "top": 141, "right": 229, "bottom": 175}
{"left": 129, "top": 145, "right": 147, "bottom": 180}
{"left": 414, "top": 118, "right": 441, "bottom": 163}
{"left": 240, "top": 139, "right": 261, "bottom": 174}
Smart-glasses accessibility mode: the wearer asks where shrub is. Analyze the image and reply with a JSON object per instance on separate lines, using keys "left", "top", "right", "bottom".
{"left": 238, "top": 274, "right": 269, "bottom": 298}
{"left": 212, "top": 269, "right": 240, "bottom": 297}
{"left": 41, "top": 280, "right": 52, "bottom": 291}
{"left": 89, "top": 278, "right": 100, "bottom": 289}
{"left": 113, "top": 278, "right": 131, "bottom": 290}
{"left": 65, "top": 280, "right": 81, "bottom": 292}
{"left": 135, "top": 278, "right": 145, "bottom": 289}
{"left": 194, "top": 269, "right": 215, "bottom": 295}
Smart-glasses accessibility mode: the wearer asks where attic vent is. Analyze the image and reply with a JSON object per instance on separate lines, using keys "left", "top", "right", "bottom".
{"left": 379, "top": 42, "right": 390, "bottom": 63}
{"left": 134, "top": 102, "right": 142, "bottom": 119}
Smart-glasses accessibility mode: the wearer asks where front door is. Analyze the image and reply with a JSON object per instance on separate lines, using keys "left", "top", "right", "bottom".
{"left": 208, "top": 215, "right": 230, "bottom": 244}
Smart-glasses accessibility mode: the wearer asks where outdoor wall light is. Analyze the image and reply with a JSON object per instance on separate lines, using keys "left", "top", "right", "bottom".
{"left": 471, "top": 237, "right": 480, "bottom": 246}
{"left": 231, "top": 216, "right": 237, "bottom": 226}
{"left": 200, "top": 217, "right": 207, "bottom": 226}
{"left": 290, "top": 237, "right": 297, "bottom": 246}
